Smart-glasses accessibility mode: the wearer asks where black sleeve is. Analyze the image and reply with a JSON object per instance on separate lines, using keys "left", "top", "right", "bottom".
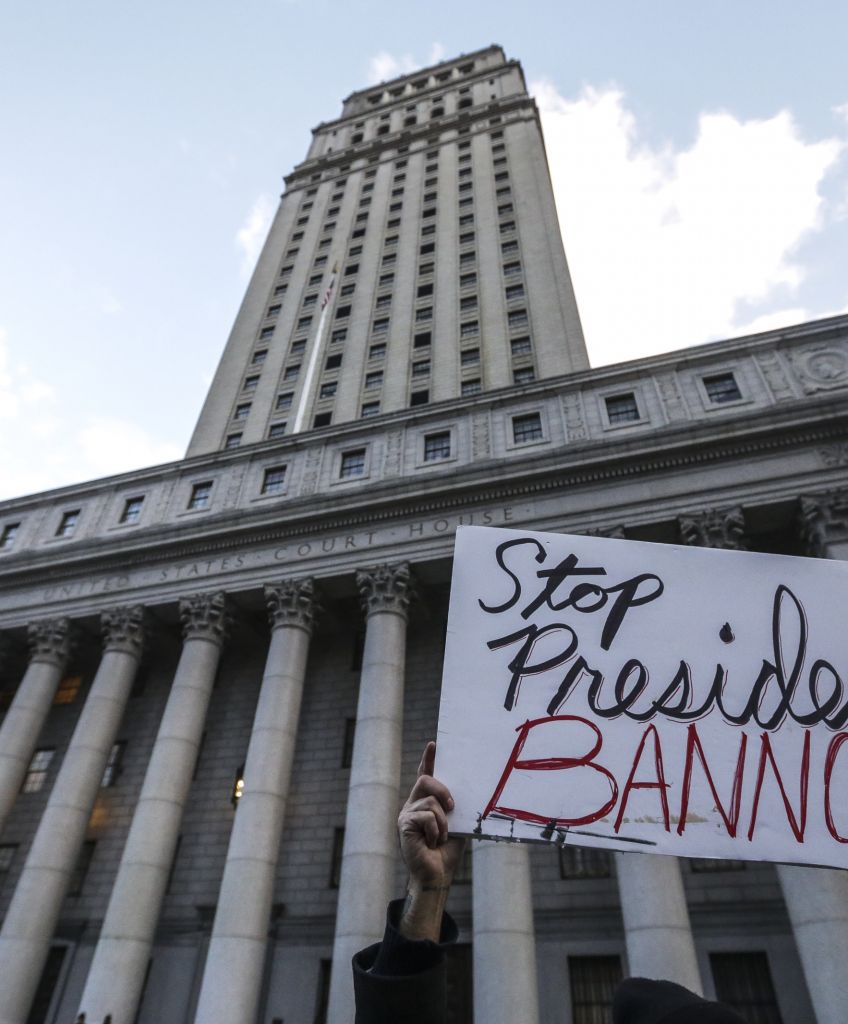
{"left": 352, "top": 898, "right": 459, "bottom": 1024}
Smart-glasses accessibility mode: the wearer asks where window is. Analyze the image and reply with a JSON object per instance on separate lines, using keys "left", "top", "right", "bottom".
{"left": 266, "top": 304, "right": 281, "bottom": 318}
{"left": 361, "top": 401, "right": 381, "bottom": 418}
{"left": 498, "top": 202, "right": 514, "bottom": 216}
{"left": 296, "top": 316, "right": 312, "bottom": 332}
{"left": 101, "top": 741, "right": 125, "bottom": 787}
{"left": 365, "top": 371, "right": 383, "bottom": 389}
{"left": 290, "top": 339, "right": 306, "bottom": 356}
{"left": 320, "top": 381, "right": 338, "bottom": 400}
{"left": 460, "top": 320, "right": 479, "bottom": 338}
{"left": 508, "top": 309, "right": 528, "bottom": 330}
{"left": 459, "top": 231, "right": 475, "bottom": 245}
{"left": 459, "top": 214, "right": 474, "bottom": 228}
{"left": 503, "top": 261, "right": 522, "bottom": 278}
{"left": 313, "top": 255, "right": 328, "bottom": 268}
{"left": 268, "top": 422, "right": 286, "bottom": 439}
{"left": 1, "top": 523, "right": 20, "bottom": 550}
{"left": 458, "top": 181, "right": 473, "bottom": 194}
{"left": 511, "top": 336, "right": 532, "bottom": 356}
{"left": 704, "top": 372, "right": 743, "bottom": 404}
{"left": 276, "top": 392, "right": 293, "bottom": 411}
{"left": 421, "top": 223, "right": 436, "bottom": 236}
{"left": 243, "top": 375, "right": 260, "bottom": 392}
{"left": 340, "top": 283, "right": 355, "bottom": 298}
{"left": 416, "top": 283, "right": 434, "bottom": 300}
{"left": 412, "top": 360, "right": 430, "bottom": 378}
{"left": 458, "top": 167, "right": 472, "bottom": 179}
{"left": 500, "top": 220, "right": 516, "bottom": 234}
{"left": 234, "top": 402, "right": 251, "bottom": 420}
{"left": 382, "top": 253, "right": 397, "bottom": 267}
{"left": 415, "top": 307, "right": 433, "bottom": 323}
{"left": 341, "top": 718, "right": 356, "bottom": 768}
{"left": 505, "top": 284, "right": 525, "bottom": 301}
{"left": 419, "top": 262, "right": 435, "bottom": 277}
{"left": 462, "top": 378, "right": 481, "bottom": 397}
{"left": 689, "top": 858, "right": 747, "bottom": 872}
{"left": 514, "top": 367, "right": 535, "bottom": 384}
{"left": 372, "top": 317, "right": 390, "bottom": 336}
{"left": 458, "top": 195, "right": 473, "bottom": 209}
{"left": 513, "top": 412, "right": 543, "bottom": 443}
{"left": 251, "top": 349, "right": 267, "bottom": 365}
{"left": 419, "top": 242, "right": 435, "bottom": 256}
{"left": 326, "top": 353, "right": 342, "bottom": 370}
{"left": 501, "top": 240, "right": 519, "bottom": 256}
{"left": 569, "top": 956, "right": 622, "bottom": 1024}
{"left": 56, "top": 510, "right": 80, "bottom": 538}
{"left": 410, "top": 390, "right": 429, "bottom": 407}
{"left": 53, "top": 674, "right": 81, "bottom": 705}
{"left": 331, "top": 328, "right": 347, "bottom": 344}
{"left": 291, "top": 231, "right": 303, "bottom": 242}
{"left": 273, "top": 284, "right": 287, "bottom": 296}
{"left": 559, "top": 846, "right": 612, "bottom": 879}
{"left": 258, "top": 463, "right": 287, "bottom": 496}
{"left": 710, "top": 953, "right": 782, "bottom": 1023}
{"left": 460, "top": 272, "right": 477, "bottom": 289}
{"left": 279, "top": 265, "right": 293, "bottom": 278}
{"left": 340, "top": 449, "right": 366, "bottom": 479}
{"left": 120, "top": 497, "right": 144, "bottom": 525}
{"left": 379, "top": 273, "right": 395, "bottom": 288}
{"left": 284, "top": 364, "right": 300, "bottom": 380}
{"left": 605, "top": 392, "right": 640, "bottom": 424}
{"left": 188, "top": 482, "right": 212, "bottom": 510}
{"left": 22, "top": 748, "right": 54, "bottom": 792}
{"left": 424, "top": 432, "right": 451, "bottom": 461}
{"left": 68, "top": 839, "right": 96, "bottom": 896}
{"left": 460, "top": 295, "right": 477, "bottom": 312}
{"left": 414, "top": 331, "right": 431, "bottom": 349}
{"left": 302, "top": 294, "right": 317, "bottom": 308}
{"left": 313, "top": 412, "right": 332, "bottom": 428}
{"left": 369, "top": 343, "right": 386, "bottom": 361}
{"left": 460, "top": 251, "right": 476, "bottom": 267}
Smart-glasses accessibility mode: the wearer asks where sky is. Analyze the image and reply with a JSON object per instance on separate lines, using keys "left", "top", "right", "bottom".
{"left": 1, "top": 1, "right": 846, "bottom": 501}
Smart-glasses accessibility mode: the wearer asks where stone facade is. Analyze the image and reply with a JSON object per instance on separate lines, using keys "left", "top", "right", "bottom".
{"left": 0, "top": 45, "right": 847, "bottom": 1024}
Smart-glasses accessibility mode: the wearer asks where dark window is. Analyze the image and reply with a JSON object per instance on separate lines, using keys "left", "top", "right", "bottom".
{"left": 420, "top": 242, "right": 435, "bottom": 255}
{"left": 513, "top": 413, "right": 543, "bottom": 444}
{"left": 120, "top": 497, "right": 144, "bottom": 524}
{"left": 252, "top": 349, "right": 268, "bottom": 365}
{"left": 290, "top": 339, "right": 306, "bottom": 355}
{"left": 379, "top": 273, "right": 394, "bottom": 287}
{"left": 569, "top": 956, "right": 623, "bottom": 1024}
{"left": 268, "top": 422, "right": 287, "bottom": 439}
{"left": 412, "top": 360, "right": 430, "bottom": 377}
{"left": 22, "top": 748, "right": 54, "bottom": 793}
{"left": 345, "top": 263, "right": 359, "bottom": 276}
{"left": 331, "top": 328, "right": 347, "bottom": 344}
{"left": 320, "top": 381, "right": 338, "bottom": 399}
{"left": 302, "top": 294, "right": 317, "bottom": 308}
{"left": 710, "top": 953, "right": 783, "bottom": 1023}
{"left": 276, "top": 392, "right": 293, "bottom": 411}
{"left": 68, "top": 839, "right": 96, "bottom": 896}
{"left": 326, "top": 353, "right": 343, "bottom": 370}
{"left": 559, "top": 846, "right": 612, "bottom": 879}
{"left": 417, "top": 282, "right": 434, "bottom": 298}
{"left": 340, "top": 449, "right": 366, "bottom": 478}
{"left": 503, "top": 261, "right": 522, "bottom": 277}
{"left": 704, "top": 372, "right": 743, "bottom": 404}
{"left": 262, "top": 466, "right": 287, "bottom": 495}
{"left": 419, "top": 262, "right": 435, "bottom": 276}
{"left": 508, "top": 309, "right": 528, "bottom": 330}
{"left": 511, "top": 336, "right": 532, "bottom": 356}
{"left": 329, "top": 829, "right": 345, "bottom": 888}
{"left": 1, "top": 523, "right": 20, "bottom": 550}
{"left": 460, "top": 272, "right": 477, "bottom": 289}
{"left": 514, "top": 367, "right": 535, "bottom": 384}
{"left": 460, "top": 251, "right": 476, "bottom": 266}
{"left": 341, "top": 718, "right": 356, "bottom": 769}
{"left": 188, "top": 482, "right": 212, "bottom": 510}
{"left": 336, "top": 305, "right": 351, "bottom": 319}
{"left": 266, "top": 304, "right": 281, "bottom": 318}
{"left": 101, "top": 741, "right": 125, "bottom": 787}
{"left": 372, "top": 318, "right": 390, "bottom": 336}
{"left": 284, "top": 364, "right": 300, "bottom": 380}
{"left": 501, "top": 240, "right": 519, "bottom": 256}
{"left": 689, "top": 858, "right": 747, "bottom": 872}
{"left": 56, "top": 510, "right": 80, "bottom": 537}
{"left": 505, "top": 284, "right": 525, "bottom": 301}
{"left": 314, "top": 958, "right": 332, "bottom": 1024}
{"left": 365, "top": 371, "right": 383, "bottom": 389}
{"left": 361, "top": 401, "right": 381, "bottom": 418}
{"left": 415, "top": 307, "right": 433, "bottom": 323}
{"left": 459, "top": 232, "right": 475, "bottom": 245}
{"left": 605, "top": 393, "right": 640, "bottom": 424}
{"left": 297, "top": 316, "right": 312, "bottom": 331}
{"left": 410, "top": 390, "right": 429, "bottom": 407}
{"left": 460, "top": 320, "right": 479, "bottom": 338}
{"left": 460, "top": 295, "right": 477, "bottom": 311}
{"left": 234, "top": 402, "right": 251, "bottom": 420}
{"left": 424, "top": 432, "right": 451, "bottom": 461}
{"left": 28, "top": 947, "right": 67, "bottom": 1024}
{"left": 369, "top": 343, "right": 386, "bottom": 361}
{"left": 461, "top": 348, "right": 480, "bottom": 366}
{"left": 243, "top": 375, "right": 260, "bottom": 392}
{"left": 414, "top": 332, "right": 431, "bottom": 349}
{"left": 461, "top": 379, "right": 481, "bottom": 396}
{"left": 313, "top": 412, "right": 332, "bottom": 428}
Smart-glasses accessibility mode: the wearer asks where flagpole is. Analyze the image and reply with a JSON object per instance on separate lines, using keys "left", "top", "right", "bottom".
{"left": 291, "top": 265, "right": 337, "bottom": 434}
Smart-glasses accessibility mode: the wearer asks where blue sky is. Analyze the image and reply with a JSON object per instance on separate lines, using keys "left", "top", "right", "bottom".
{"left": 1, "top": 1, "right": 846, "bottom": 499}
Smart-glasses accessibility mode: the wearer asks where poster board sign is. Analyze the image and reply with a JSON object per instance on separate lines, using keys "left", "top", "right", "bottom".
{"left": 435, "top": 526, "right": 848, "bottom": 869}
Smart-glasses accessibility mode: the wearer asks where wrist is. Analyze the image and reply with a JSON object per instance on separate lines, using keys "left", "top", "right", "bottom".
{"left": 399, "top": 880, "right": 450, "bottom": 942}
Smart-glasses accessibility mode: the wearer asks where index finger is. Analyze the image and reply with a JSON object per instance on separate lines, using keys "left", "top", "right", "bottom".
{"left": 418, "top": 740, "right": 436, "bottom": 779}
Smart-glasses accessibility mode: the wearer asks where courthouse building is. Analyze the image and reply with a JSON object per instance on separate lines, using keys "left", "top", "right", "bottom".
{"left": 1, "top": 44, "right": 848, "bottom": 1024}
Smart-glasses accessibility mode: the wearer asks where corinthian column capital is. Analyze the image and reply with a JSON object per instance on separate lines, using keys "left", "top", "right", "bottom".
{"left": 265, "top": 578, "right": 319, "bottom": 633}
{"left": 179, "top": 591, "right": 231, "bottom": 646}
{"left": 356, "top": 562, "right": 415, "bottom": 620}
{"left": 27, "top": 617, "right": 74, "bottom": 666}
{"left": 678, "top": 506, "right": 746, "bottom": 550}
{"left": 101, "top": 605, "right": 146, "bottom": 656}
{"left": 798, "top": 489, "right": 848, "bottom": 558}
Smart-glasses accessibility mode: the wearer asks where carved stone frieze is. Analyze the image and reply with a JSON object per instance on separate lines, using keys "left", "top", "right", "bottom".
{"left": 790, "top": 345, "right": 848, "bottom": 395}
{"left": 179, "top": 591, "right": 231, "bottom": 645}
{"left": 356, "top": 562, "right": 415, "bottom": 619}
{"left": 754, "top": 351, "right": 795, "bottom": 402}
{"left": 383, "top": 430, "right": 404, "bottom": 476}
{"left": 27, "top": 617, "right": 74, "bottom": 666}
{"left": 655, "top": 372, "right": 689, "bottom": 421}
{"left": 300, "top": 447, "right": 323, "bottom": 496}
{"left": 582, "top": 524, "right": 627, "bottom": 540}
{"left": 471, "top": 412, "right": 491, "bottom": 460}
{"left": 561, "top": 390, "right": 587, "bottom": 442}
{"left": 678, "top": 506, "right": 746, "bottom": 550}
{"left": 819, "top": 444, "right": 848, "bottom": 468}
{"left": 797, "top": 490, "right": 848, "bottom": 558}
{"left": 101, "top": 605, "right": 146, "bottom": 656}
{"left": 265, "top": 578, "right": 319, "bottom": 633}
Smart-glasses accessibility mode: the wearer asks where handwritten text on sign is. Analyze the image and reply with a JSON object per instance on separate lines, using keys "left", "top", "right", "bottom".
{"left": 435, "top": 526, "right": 848, "bottom": 868}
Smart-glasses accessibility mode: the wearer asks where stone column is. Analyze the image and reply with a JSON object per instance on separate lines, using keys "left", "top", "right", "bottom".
{"left": 326, "top": 563, "right": 414, "bottom": 1024}
{"left": 0, "top": 618, "right": 73, "bottom": 836}
{"left": 193, "top": 579, "right": 317, "bottom": 1024}
{"left": 0, "top": 605, "right": 144, "bottom": 1024}
{"left": 78, "top": 592, "right": 229, "bottom": 1024}
{"left": 615, "top": 852, "right": 702, "bottom": 991}
{"left": 774, "top": 490, "right": 848, "bottom": 1024}
{"left": 472, "top": 841, "right": 540, "bottom": 1024}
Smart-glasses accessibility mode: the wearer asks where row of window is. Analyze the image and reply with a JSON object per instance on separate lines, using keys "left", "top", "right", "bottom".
{"left": 19, "top": 742, "right": 124, "bottom": 794}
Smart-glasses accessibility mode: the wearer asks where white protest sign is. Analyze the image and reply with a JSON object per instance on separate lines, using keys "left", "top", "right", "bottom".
{"left": 436, "top": 526, "right": 848, "bottom": 869}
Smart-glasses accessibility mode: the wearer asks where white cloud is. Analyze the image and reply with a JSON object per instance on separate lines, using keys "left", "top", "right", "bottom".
{"left": 833, "top": 102, "right": 848, "bottom": 125}
{"left": 77, "top": 416, "right": 182, "bottom": 477}
{"left": 235, "top": 194, "right": 275, "bottom": 278}
{"left": 366, "top": 43, "right": 447, "bottom": 86}
{"left": 532, "top": 80, "right": 845, "bottom": 366}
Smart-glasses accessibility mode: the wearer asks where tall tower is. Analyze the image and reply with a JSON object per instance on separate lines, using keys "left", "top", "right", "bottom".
{"left": 187, "top": 44, "right": 587, "bottom": 456}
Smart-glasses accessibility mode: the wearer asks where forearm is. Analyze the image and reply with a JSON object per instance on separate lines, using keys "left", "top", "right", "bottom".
{"left": 399, "top": 880, "right": 451, "bottom": 942}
